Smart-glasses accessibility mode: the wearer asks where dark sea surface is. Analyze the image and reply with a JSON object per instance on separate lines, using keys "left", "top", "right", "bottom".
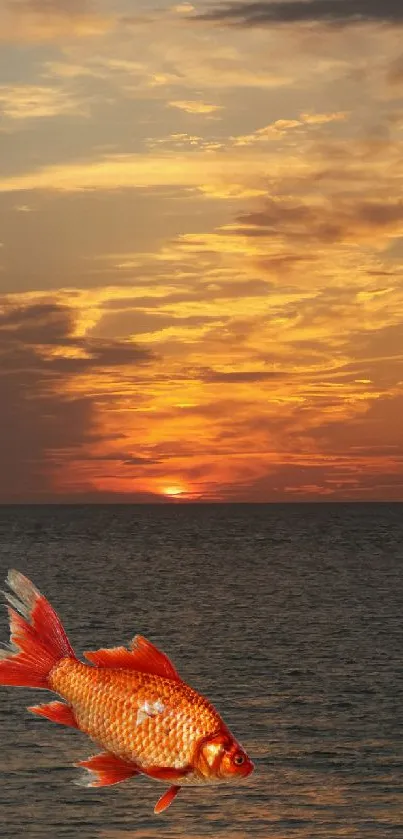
{"left": 0, "top": 503, "right": 402, "bottom": 839}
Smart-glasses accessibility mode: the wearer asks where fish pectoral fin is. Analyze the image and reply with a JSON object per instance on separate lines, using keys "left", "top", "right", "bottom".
{"left": 28, "top": 701, "right": 78, "bottom": 729}
{"left": 75, "top": 752, "right": 140, "bottom": 787}
{"left": 154, "top": 785, "right": 181, "bottom": 815}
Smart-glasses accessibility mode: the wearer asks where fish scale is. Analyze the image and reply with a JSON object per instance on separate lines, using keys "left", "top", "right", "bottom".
{"left": 49, "top": 657, "right": 221, "bottom": 770}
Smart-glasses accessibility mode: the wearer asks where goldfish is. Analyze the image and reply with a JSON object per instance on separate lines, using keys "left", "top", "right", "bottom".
{"left": 0, "top": 570, "right": 254, "bottom": 814}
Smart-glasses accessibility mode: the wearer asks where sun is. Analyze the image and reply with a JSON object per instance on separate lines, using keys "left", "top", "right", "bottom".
{"left": 162, "top": 485, "right": 184, "bottom": 497}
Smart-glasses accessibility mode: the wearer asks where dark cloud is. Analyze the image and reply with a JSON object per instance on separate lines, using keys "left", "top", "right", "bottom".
{"left": 0, "top": 370, "right": 94, "bottom": 502}
{"left": 0, "top": 301, "right": 154, "bottom": 374}
{"left": 300, "top": 391, "right": 403, "bottom": 461}
{"left": 213, "top": 461, "right": 403, "bottom": 501}
{"left": 0, "top": 299, "right": 155, "bottom": 501}
{"left": 199, "top": 1, "right": 403, "bottom": 27}
{"left": 0, "top": 302, "right": 72, "bottom": 346}
{"left": 348, "top": 321, "right": 403, "bottom": 364}
{"left": 232, "top": 197, "right": 403, "bottom": 246}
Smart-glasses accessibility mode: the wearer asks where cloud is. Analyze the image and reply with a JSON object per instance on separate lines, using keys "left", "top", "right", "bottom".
{"left": 99, "top": 279, "right": 273, "bottom": 310}
{"left": 0, "top": 300, "right": 93, "bottom": 501}
{"left": 387, "top": 54, "right": 403, "bottom": 84}
{"left": 10, "top": 0, "right": 90, "bottom": 13}
{"left": 1, "top": 0, "right": 112, "bottom": 43}
{"left": 92, "top": 307, "right": 225, "bottom": 341}
{"left": 199, "top": 1, "right": 403, "bottom": 27}
{"left": 0, "top": 298, "right": 155, "bottom": 501}
{"left": 114, "top": 9, "right": 295, "bottom": 91}
{"left": 307, "top": 391, "right": 403, "bottom": 457}
{"left": 212, "top": 457, "right": 403, "bottom": 501}
{"left": 3, "top": 280, "right": 395, "bottom": 503}
{"left": 233, "top": 112, "right": 348, "bottom": 145}
{"left": 0, "top": 127, "right": 400, "bottom": 218}
{"left": 0, "top": 0, "right": 402, "bottom": 504}
{"left": 199, "top": 367, "right": 286, "bottom": 382}
{"left": 233, "top": 196, "right": 403, "bottom": 246}
{"left": 172, "top": 3, "right": 195, "bottom": 13}
{"left": 168, "top": 100, "right": 223, "bottom": 115}
{"left": 77, "top": 452, "right": 163, "bottom": 466}
{"left": 0, "top": 85, "right": 85, "bottom": 120}
{"left": 0, "top": 301, "right": 154, "bottom": 373}
{"left": 0, "top": 152, "right": 248, "bottom": 193}
{"left": 187, "top": 370, "right": 403, "bottom": 500}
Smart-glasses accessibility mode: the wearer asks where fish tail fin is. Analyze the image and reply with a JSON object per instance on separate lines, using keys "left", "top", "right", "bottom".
{"left": 0, "top": 570, "right": 75, "bottom": 688}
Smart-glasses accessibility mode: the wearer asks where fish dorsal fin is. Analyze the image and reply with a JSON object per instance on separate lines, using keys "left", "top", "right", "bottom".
{"left": 84, "top": 635, "right": 181, "bottom": 681}
{"left": 84, "top": 646, "right": 140, "bottom": 669}
{"left": 129, "top": 635, "right": 181, "bottom": 681}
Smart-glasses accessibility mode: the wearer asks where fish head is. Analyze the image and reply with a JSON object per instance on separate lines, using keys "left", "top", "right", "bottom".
{"left": 194, "top": 730, "right": 254, "bottom": 783}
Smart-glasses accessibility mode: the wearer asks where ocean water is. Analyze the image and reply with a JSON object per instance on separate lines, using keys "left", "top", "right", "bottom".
{"left": 0, "top": 503, "right": 402, "bottom": 839}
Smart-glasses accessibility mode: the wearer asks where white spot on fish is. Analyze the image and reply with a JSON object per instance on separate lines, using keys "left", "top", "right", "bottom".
{"left": 136, "top": 699, "right": 165, "bottom": 726}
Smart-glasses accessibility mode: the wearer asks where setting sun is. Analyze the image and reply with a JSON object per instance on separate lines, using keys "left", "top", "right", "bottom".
{"left": 162, "top": 486, "right": 185, "bottom": 498}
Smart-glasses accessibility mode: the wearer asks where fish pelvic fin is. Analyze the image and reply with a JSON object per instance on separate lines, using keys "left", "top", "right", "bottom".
{"left": 154, "top": 785, "right": 181, "bottom": 814}
{"left": 28, "top": 700, "right": 78, "bottom": 729}
{"left": 74, "top": 752, "right": 140, "bottom": 787}
{"left": 0, "top": 570, "right": 76, "bottom": 688}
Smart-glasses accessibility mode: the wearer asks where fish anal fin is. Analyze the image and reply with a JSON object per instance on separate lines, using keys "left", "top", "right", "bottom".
{"left": 84, "top": 635, "right": 180, "bottom": 681}
{"left": 154, "top": 785, "right": 181, "bottom": 814}
{"left": 28, "top": 700, "right": 78, "bottom": 729}
{"left": 75, "top": 752, "right": 140, "bottom": 787}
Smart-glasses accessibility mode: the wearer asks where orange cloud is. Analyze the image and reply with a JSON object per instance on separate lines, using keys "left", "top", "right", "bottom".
{"left": 0, "top": 0, "right": 113, "bottom": 42}
{"left": 0, "top": 84, "right": 86, "bottom": 120}
{"left": 168, "top": 100, "right": 223, "bottom": 115}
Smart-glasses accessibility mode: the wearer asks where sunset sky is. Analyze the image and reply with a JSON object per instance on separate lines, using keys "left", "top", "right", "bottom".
{"left": 1, "top": 0, "right": 403, "bottom": 502}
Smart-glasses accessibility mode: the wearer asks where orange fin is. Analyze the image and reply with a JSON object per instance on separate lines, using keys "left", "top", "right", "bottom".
{"left": 28, "top": 700, "right": 78, "bottom": 729}
{"left": 144, "top": 766, "right": 190, "bottom": 782}
{"left": 84, "top": 635, "right": 180, "bottom": 681}
{"left": 0, "top": 570, "right": 75, "bottom": 688}
{"left": 84, "top": 646, "right": 139, "bottom": 669}
{"left": 75, "top": 752, "right": 140, "bottom": 787}
{"left": 154, "top": 785, "right": 181, "bottom": 814}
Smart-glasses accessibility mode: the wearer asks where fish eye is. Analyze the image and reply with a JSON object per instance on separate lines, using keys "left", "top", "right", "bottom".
{"left": 233, "top": 753, "right": 245, "bottom": 766}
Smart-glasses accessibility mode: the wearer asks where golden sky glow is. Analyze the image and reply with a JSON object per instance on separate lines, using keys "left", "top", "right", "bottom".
{"left": 1, "top": 0, "right": 403, "bottom": 502}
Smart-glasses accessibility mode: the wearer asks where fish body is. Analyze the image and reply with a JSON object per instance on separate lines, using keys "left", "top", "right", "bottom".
{"left": 0, "top": 570, "right": 254, "bottom": 814}
{"left": 50, "top": 658, "right": 222, "bottom": 778}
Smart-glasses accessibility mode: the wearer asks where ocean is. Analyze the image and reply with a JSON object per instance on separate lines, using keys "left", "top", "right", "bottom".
{"left": 0, "top": 503, "right": 402, "bottom": 839}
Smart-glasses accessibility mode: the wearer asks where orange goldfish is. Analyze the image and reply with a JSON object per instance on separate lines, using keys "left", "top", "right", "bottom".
{"left": 0, "top": 570, "right": 254, "bottom": 814}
